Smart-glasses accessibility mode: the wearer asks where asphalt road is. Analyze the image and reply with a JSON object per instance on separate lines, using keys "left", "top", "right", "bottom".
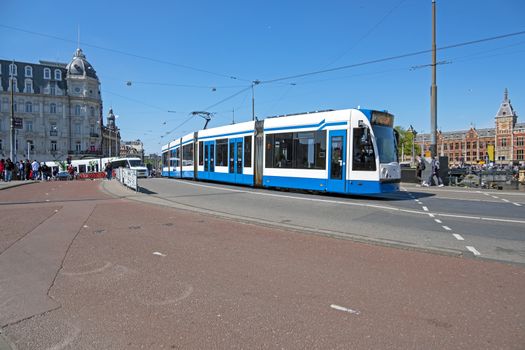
{"left": 132, "top": 178, "right": 525, "bottom": 265}
{"left": 0, "top": 180, "right": 524, "bottom": 349}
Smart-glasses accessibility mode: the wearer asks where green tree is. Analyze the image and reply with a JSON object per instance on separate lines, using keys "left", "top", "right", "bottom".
{"left": 395, "top": 126, "right": 414, "bottom": 163}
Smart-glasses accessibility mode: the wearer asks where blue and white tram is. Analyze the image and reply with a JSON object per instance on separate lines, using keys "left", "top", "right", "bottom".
{"left": 161, "top": 108, "right": 400, "bottom": 194}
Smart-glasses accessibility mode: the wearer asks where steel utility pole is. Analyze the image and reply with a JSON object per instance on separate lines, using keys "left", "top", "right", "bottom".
{"left": 430, "top": 0, "right": 438, "bottom": 158}
{"left": 252, "top": 80, "right": 260, "bottom": 121}
{"left": 10, "top": 61, "right": 16, "bottom": 162}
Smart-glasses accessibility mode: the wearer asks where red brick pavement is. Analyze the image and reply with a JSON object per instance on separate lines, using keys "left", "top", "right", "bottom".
{"left": 1, "top": 180, "right": 524, "bottom": 349}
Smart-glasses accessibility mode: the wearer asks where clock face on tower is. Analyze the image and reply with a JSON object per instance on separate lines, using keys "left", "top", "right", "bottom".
{"left": 75, "top": 87, "right": 81, "bottom": 93}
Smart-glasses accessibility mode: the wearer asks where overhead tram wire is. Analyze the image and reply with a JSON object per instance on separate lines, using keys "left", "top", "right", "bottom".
{"left": 259, "top": 30, "right": 525, "bottom": 85}
{"left": 0, "top": 24, "right": 251, "bottom": 83}
{"left": 162, "top": 85, "right": 253, "bottom": 139}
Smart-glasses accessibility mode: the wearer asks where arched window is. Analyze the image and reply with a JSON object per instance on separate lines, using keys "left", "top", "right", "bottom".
{"left": 50, "top": 103, "right": 57, "bottom": 114}
{"left": 54, "top": 69, "right": 62, "bottom": 80}
{"left": 25, "top": 66, "right": 33, "bottom": 77}
{"left": 25, "top": 102, "right": 32, "bottom": 113}
{"left": 43, "top": 68, "right": 51, "bottom": 79}
{"left": 9, "top": 63, "right": 17, "bottom": 76}
{"left": 75, "top": 105, "right": 81, "bottom": 115}
{"left": 24, "top": 79, "right": 33, "bottom": 93}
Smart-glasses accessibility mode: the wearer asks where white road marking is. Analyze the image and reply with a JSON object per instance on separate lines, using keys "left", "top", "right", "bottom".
{"left": 330, "top": 304, "right": 360, "bottom": 315}
{"left": 428, "top": 213, "right": 435, "bottom": 218}
{"left": 502, "top": 199, "right": 510, "bottom": 203}
{"left": 434, "top": 219, "right": 442, "bottom": 224}
{"left": 83, "top": 225, "right": 88, "bottom": 228}
{"left": 492, "top": 196, "right": 499, "bottom": 199}
{"left": 170, "top": 180, "right": 525, "bottom": 224}
{"left": 453, "top": 234, "right": 464, "bottom": 241}
{"left": 153, "top": 251, "right": 166, "bottom": 257}
{"left": 422, "top": 206, "right": 429, "bottom": 212}
{"left": 513, "top": 203, "right": 522, "bottom": 207}
{"left": 483, "top": 193, "right": 490, "bottom": 196}
{"left": 442, "top": 225, "right": 451, "bottom": 231}
{"left": 466, "top": 246, "right": 481, "bottom": 256}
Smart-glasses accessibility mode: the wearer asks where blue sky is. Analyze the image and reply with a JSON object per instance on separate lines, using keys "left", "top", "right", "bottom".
{"left": 2, "top": 0, "right": 524, "bottom": 154}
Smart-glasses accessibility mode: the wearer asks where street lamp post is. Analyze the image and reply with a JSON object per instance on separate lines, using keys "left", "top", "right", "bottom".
{"left": 408, "top": 125, "right": 417, "bottom": 165}
{"left": 10, "top": 61, "right": 16, "bottom": 163}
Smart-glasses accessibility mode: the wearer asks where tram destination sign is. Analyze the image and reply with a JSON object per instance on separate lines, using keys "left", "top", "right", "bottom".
{"left": 13, "top": 117, "right": 23, "bottom": 129}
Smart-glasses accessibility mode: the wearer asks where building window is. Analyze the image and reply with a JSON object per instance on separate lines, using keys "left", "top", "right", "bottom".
{"left": 25, "top": 102, "right": 32, "bottom": 113}
{"left": 9, "top": 63, "right": 17, "bottom": 76}
{"left": 0, "top": 139, "right": 2, "bottom": 151}
{"left": 90, "top": 106, "right": 95, "bottom": 117}
{"left": 517, "top": 137, "right": 524, "bottom": 146}
{"left": 501, "top": 138, "right": 507, "bottom": 147}
{"left": 24, "top": 79, "right": 33, "bottom": 93}
{"left": 43, "top": 68, "right": 51, "bottom": 79}
{"left": 75, "top": 123, "right": 81, "bottom": 134}
{"left": 9, "top": 78, "right": 18, "bottom": 92}
{"left": 26, "top": 120, "right": 33, "bottom": 132}
{"left": 75, "top": 105, "right": 81, "bottom": 116}
{"left": 25, "top": 66, "right": 32, "bottom": 77}
{"left": 75, "top": 142, "right": 82, "bottom": 152}
{"left": 27, "top": 140, "right": 34, "bottom": 152}
{"left": 51, "top": 140, "right": 57, "bottom": 151}
{"left": 50, "top": 103, "right": 56, "bottom": 114}
{"left": 50, "top": 123, "right": 58, "bottom": 136}
{"left": 517, "top": 150, "right": 524, "bottom": 160}
{"left": 49, "top": 83, "right": 56, "bottom": 96}
{"left": 54, "top": 69, "right": 62, "bottom": 80}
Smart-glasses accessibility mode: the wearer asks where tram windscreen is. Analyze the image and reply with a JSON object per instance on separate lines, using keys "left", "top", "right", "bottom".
{"left": 372, "top": 125, "right": 398, "bottom": 163}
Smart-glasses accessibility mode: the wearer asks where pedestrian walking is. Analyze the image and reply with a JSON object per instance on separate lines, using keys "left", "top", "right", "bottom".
{"left": 416, "top": 155, "right": 426, "bottom": 185}
{"left": 424, "top": 156, "right": 444, "bottom": 187}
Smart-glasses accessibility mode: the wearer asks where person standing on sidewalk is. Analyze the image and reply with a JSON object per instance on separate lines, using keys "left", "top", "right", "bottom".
{"left": 5, "top": 158, "right": 14, "bottom": 182}
{"left": 105, "top": 162, "right": 113, "bottom": 180}
{"left": 0, "top": 159, "right": 4, "bottom": 181}
{"left": 424, "top": 156, "right": 444, "bottom": 187}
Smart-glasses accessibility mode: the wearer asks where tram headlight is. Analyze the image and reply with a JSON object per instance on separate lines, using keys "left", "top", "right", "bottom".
{"left": 381, "top": 167, "right": 389, "bottom": 178}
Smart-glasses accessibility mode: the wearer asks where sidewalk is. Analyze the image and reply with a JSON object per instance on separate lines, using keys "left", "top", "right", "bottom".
{"left": 0, "top": 180, "right": 36, "bottom": 191}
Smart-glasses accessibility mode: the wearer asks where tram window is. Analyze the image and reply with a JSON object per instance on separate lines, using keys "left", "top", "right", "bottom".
{"left": 170, "top": 148, "right": 180, "bottom": 167}
{"left": 162, "top": 151, "right": 169, "bottom": 168}
{"left": 244, "top": 136, "right": 252, "bottom": 167}
{"left": 265, "top": 131, "right": 326, "bottom": 169}
{"left": 182, "top": 143, "right": 194, "bottom": 166}
{"left": 198, "top": 142, "right": 203, "bottom": 166}
{"left": 352, "top": 127, "right": 376, "bottom": 171}
{"left": 216, "top": 139, "right": 228, "bottom": 166}
{"left": 78, "top": 164, "right": 86, "bottom": 173}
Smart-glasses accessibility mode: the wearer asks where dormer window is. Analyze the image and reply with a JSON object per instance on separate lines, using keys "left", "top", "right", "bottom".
{"left": 9, "top": 63, "right": 17, "bottom": 76}
{"left": 54, "top": 69, "right": 62, "bottom": 80}
{"left": 44, "top": 68, "right": 51, "bottom": 79}
{"left": 25, "top": 66, "right": 33, "bottom": 77}
{"left": 24, "top": 79, "right": 33, "bottom": 93}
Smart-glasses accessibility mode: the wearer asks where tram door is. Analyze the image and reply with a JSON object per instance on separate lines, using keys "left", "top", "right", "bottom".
{"left": 203, "top": 141, "right": 215, "bottom": 179}
{"left": 327, "top": 130, "right": 346, "bottom": 193}
{"left": 229, "top": 138, "right": 243, "bottom": 182}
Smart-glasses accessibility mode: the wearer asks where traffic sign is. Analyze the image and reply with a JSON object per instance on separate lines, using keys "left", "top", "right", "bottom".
{"left": 13, "top": 117, "right": 23, "bottom": 129}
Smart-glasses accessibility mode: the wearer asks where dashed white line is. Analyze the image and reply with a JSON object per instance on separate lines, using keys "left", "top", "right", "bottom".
{"left": 428, "top": 213, "right": 435, "bottom": 218}
{"left": 442, "top": 225, "right": 452, "bottom": 231}
{"left": 466, "top": 246, "right": 481, "bottom": 256}
{"left": 453, "top": 234, "right": 465, "bottom": 241}
{"left": 330, "top": 304, "right": 360, "bottom": 315}
{"left": 434, "top": 219, "right": 442, "bottom": 224}
{"left": 502, "top": 199, "right": 510, "bottom": 203}
{"left": 422, "top": 206, "right": 429, "bottom": 212}
{"left": 492, "top": 196, "right": 499, "bottom": 199}
{"left": 513, "top": 203, "right": 522, "bottom": 207}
